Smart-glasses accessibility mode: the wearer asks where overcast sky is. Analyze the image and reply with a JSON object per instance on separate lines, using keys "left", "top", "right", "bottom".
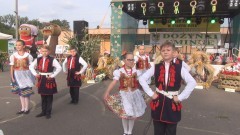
{"left": 0, "top": 0, "right": 111, "bottom": 29}
{"left": 0, "top": 0, "right": 228, "bottom": 30}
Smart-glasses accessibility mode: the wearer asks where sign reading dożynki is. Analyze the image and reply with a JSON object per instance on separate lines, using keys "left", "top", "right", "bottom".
{"left": 149, "top": 18, "right": 220, "bottom": 32}
{"left": 150, "top": 33, "right": 221, "bottom": 47}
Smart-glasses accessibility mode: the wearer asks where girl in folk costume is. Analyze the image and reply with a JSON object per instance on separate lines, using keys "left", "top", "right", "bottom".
{"left": 134, "top": 45, "right": 151, "bottom": 69}
{"left": 62, "top": 46, "right": 87, "bottom": 104}
{"left": 139, "top": 42, "right": 196, "bottom": 135}
{"left": 29, "top": 45, "right": 62, "bottom": 119}
{"left": 134, "top": 45, "right": 151, "bottom": 84}
{"left": 104, "top": 53, "right": 147, "bottom": 135}
{"left": 10, "top": 40, "right": 35, "bottom": 114}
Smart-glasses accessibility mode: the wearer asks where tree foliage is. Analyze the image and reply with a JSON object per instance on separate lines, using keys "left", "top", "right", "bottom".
{"left": 0, "top": 14, "right": 70, "bottom": 38}
{"left": 50, "top": 19, "right": 70, "bottom": 30}
{"left": 63, "top": 31, "right": 102, "bottom": 66}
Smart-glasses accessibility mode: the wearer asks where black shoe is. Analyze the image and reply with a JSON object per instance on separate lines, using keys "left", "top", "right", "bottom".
{"left": 73, "top": 102, "right": 78, "bottom": 105}
{"left": 46, "top": 115, "right": 51, "bottom": 119}
{"left": 69, "top": 101, "right": 74, "bottom": 104}
{"left": 16, "top": 110, "right": 24, "bottom": 115}
{"left": 36, "top": 113, "right": 46, "bottom": 117}
{"left": 24, "top": 110, "right": 30, "bottom": 114}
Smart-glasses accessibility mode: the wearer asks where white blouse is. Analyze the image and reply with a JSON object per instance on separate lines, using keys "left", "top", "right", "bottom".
{"left": 9, "top": 52, "right": 33, "bottom": 66}
{"left": 62, "top": 56, "right": 88, "bottom": 74}
{"left": 139, "top": 62, "right": 197, "bottom": 101}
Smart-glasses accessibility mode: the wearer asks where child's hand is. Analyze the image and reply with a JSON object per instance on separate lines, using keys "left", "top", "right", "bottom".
{"left": 173, "top": 96, "right": 180, "bottom": 104}
{"left": 35, "top": 74, "right": 40, "bottom": 78}
{"left": 12, "top": 78, "right": 15, "bottom": 82}
{"left": 75, "top": 72, "right": 81, "bottom": 75}
{"left": 103, "top": 92, "right": 109, "bottom": 101}
{"left": 151, "top": 92, "right": 158, "bottom": 100}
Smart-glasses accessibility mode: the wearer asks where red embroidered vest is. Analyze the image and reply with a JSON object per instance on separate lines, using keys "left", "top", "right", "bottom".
{"left": 136, "top": 56, "right": 150, "bottom": 70}
{"left": 119, "top": 72, "right": 139, "bottom": 91}
{"left": 13, "top": 57, "right": 29, "bottom": 70}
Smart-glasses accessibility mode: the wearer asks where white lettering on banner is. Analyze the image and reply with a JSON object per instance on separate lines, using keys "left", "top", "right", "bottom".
{"left": 206, "top": 48, "right": 228, "bottom": 54}
{"left": 150, "top": 33, "right": 221, "bottom": 47}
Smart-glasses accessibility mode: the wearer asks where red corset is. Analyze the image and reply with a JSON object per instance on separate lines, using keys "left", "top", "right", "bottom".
{"left": 13, "top": 57, "right": 29, "bottom": 70}
{"left": 137, "top": 58, "right": 150, "bottom": 70}
{"left": 119, "top": 72, "right": 139, "bottom": 91}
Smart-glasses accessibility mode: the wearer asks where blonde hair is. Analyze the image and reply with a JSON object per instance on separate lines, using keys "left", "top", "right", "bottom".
{"left": 160, "top": 41, "right": 175, "bottom": 51}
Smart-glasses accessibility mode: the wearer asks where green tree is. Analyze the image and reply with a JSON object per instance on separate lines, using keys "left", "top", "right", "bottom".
{"left": 19, "top": 16, "right": 29, "bottom": 25}
{"left": 0, "top": 22, "right": 15, "bottom": 38}
{"left": 50, "top": 19, "right": 70, "bottom": 30}
{"left": 0, "top": 14, "right": 15, "bottom": 27}
{"left": 27, "top": 19, "right": 44, "bottom": 29}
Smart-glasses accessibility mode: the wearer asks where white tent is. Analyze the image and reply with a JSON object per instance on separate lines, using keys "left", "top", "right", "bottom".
{"left": 0, "top": 32, "right": 13, "bottom": 40}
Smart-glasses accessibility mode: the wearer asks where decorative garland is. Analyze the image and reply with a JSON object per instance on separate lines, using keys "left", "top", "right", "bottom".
{"left": 141, "top": 3, "right": 146, "bottom": 16}
{"left": 190, "top": 0, "right": 197, "bottom": 15}
{"left": 158, "top": 2, "right": 164, "bottom": 15}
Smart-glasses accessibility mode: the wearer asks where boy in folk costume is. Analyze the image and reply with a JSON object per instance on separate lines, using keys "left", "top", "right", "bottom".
{"left": 134, "top": 45, "right": 151, "bottom": 84}
{"left": 139, "top": 42, "right": 196, "bottom": 135}
{"left": 10, "top": 40, "right": 35, "bottom": 114}
{"left": 29, "top": 45, "right": 62, "bottom": 119}
{"left": 62, "top": 46, "right": 87, "bottom": 104}
{"left": 104, "top": 53, "right": 147, "bottom": 135}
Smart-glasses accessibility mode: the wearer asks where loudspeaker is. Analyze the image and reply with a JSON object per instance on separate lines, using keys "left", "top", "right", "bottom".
{"left": 73, "top": 20, "right": 89, "bottom": 41}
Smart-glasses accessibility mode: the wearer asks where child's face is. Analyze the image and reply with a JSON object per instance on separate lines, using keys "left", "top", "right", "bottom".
{"left": 124, "top": 54, "right": 134, "bottom": 68}
{"left": 41, "top": 48, "right": 49, "bottom": 57}
{"left": 15, "top": 41, "right": 25, "bottom": 51}
{"left": 160, "top": 46, "right": 174, "bottom": 62}
{"left": 138, "top": 46, "right": 145, "bottom": 55}
{"left": 70, "top": 49, "right": 77, "bottom": 56}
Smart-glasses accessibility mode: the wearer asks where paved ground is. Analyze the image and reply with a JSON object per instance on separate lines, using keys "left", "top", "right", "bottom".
{"left": 0, "top": 69, "right": 240, "bottom": 135}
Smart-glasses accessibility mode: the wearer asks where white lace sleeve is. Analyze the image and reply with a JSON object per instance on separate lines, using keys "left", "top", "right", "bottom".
{"left": 9, "top": 54, "right": 14, "bottom": 65}
{"left": 113, "top": 69, "right": 120, "bottom": 80}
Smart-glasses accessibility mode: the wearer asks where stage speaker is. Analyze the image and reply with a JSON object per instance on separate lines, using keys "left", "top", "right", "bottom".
{"left": 73, "top": 20, "right": 89, "bottom": 41}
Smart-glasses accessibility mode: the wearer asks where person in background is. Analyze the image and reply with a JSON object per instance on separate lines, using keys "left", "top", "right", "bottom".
{"left": 134, "top": 45, "right": 151, "bottom": 84}
{"left": 62, "top": 46, "right": 87, "bottom": 104}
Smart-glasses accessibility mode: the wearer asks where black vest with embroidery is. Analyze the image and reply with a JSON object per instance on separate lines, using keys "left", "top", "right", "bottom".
{"left": 151, "top": 59, "right": 183, "bottom": 123}
{"left": 154, "top": 60, "right": 182, "bottom": 91}
{"left": 37, "top": 56, "right": 57, "bottom": 95}
{"left": 67, "top": 55, "right": 82, "bottom": 87}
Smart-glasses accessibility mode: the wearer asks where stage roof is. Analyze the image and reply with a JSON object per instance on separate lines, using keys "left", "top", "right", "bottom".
{"left": 113, "top": 0, "right": 240, "bottom": 19}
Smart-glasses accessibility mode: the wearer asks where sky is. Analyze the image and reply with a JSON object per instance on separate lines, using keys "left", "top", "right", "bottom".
{"left": 0, "top": 0, "right": 228, "bottom": 30}
{"left": 0, "top": 0, "right": 111, "bottom": 29}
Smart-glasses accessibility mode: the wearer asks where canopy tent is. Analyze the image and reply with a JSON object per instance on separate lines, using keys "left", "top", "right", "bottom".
{"left": 0, "top": 32, "right": 13, "bottom": 40}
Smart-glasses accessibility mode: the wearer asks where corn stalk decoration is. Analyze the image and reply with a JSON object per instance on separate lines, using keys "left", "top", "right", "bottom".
{"left": 62, "top": 30, "right": 103, "bottom": 66}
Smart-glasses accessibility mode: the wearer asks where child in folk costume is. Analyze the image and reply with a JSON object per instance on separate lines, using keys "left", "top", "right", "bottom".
{"left": 29, "top": 45, "right": 62, "bottom": 119}
{"left": 134, "top": 45, "right": 151, "bottom": 84}
{"left": 10, "top": 40, "right": 35, "bottom": 114}
{"left": 62, "top": 46, "right": 87, "bottom": 104}
{"left": 139, "top": 41, "right": 196, "bottom": 135}
{"left": 104, "top": 53, "right": 147, "bottom": 135}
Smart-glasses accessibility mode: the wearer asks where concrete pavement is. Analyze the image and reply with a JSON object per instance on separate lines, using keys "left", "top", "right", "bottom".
{"left": 0, "top": 70, "right": 240, "bottom": 135}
